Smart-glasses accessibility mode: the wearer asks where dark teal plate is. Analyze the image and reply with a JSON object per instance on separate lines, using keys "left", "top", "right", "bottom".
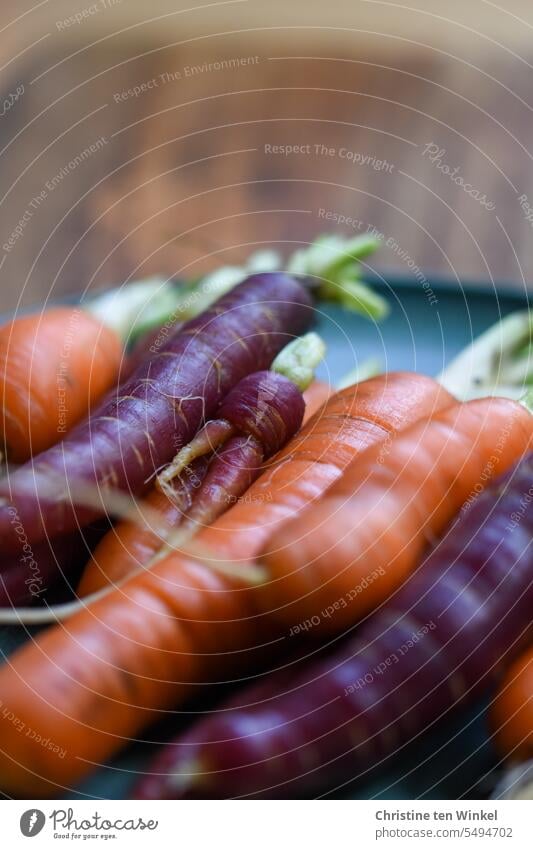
{"left": 316, "top": 272, "right": 529, "bottom": 385}
{"left": 0, "top": 275, "right": 529, "bottom": 800}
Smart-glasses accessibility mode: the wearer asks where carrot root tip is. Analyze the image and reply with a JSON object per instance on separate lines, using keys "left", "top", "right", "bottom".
{"left": 157, "top": 420, "right": 234, "bottom": 491}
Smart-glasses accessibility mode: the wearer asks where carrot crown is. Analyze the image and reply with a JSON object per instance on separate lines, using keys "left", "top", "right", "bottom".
{"left": 271, "top": 333, "right": 327, "bottom": 391}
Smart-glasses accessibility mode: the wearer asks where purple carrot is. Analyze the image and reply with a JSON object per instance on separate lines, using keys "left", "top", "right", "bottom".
{"left": 0, "top": 523, "right": 108, "bottom": 608}
{"left": 154, "top": 334, "right": 324, "bottom": 549}
{"left": 0, "top": 273, "right": 313, "bottom": 553}
{"left": 134, "top": 451, "right": 533, "bottom": 800}
{"left": 121, "top": 323, "right": 183, "bottom": 382}
{"left": 173, "top": 435, "right": 265, "bottom": 537}
{"left": 0, "top": 535, "right": 79, "bottom": 607}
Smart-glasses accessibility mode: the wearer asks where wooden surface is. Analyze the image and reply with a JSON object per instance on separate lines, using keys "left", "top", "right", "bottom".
{"left": 1, "top": 35, "right": 533, "bottom": 313}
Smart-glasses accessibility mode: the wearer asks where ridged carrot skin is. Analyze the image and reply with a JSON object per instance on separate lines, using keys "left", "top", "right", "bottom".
{"left": 133, "top": 451, "right": 533, "bottom": 800}
{"left": 0, "top": 308, "right": 123, "bottom": 463}
{"left": 255, "top": 397, "right": 533, "bottom": 633}
{"left": 0, "top": 373, "right": 450, "bottom": 796}
{"left": 492, "top": 647, "right": 533, "bottom": 760}
{"left": 216, "top": 370, "right": 305, "bottom": 456}
{"left": 0, "top": 273, "right": 313, "bottom": 553}
{"left": 172, "top": 434, "right": 265, "bottom": 539}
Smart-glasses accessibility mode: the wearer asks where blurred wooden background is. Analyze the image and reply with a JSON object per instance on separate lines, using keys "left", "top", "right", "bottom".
{"left": 1, "top": 0, "right": 533, "bottom": 312}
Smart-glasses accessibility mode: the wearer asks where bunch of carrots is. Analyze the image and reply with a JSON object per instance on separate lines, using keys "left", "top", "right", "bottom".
{"left": 0, "top": 239, "right": 530, "bottom": 800}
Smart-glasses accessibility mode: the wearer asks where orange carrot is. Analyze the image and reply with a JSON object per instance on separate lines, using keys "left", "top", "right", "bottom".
{"left": 492, "top": 647, "right": 533, "bottom": 760}
{"left": 0, "top": 308, "right": 122, "bottom": 462}
{"left": 0, "top": 372, "right": 451, "bottom": 796}
{"left": 255, "top": 397, "right": 533, "bottom": 633}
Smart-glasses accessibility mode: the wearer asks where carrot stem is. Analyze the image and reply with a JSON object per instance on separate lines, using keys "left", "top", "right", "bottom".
{"left": 270, "top": 332, "right": 326, "bottom": 391}
{"left": 84, "top": 277, "right": 181, "bottom": 343}
{"left": 287, "top": 234, "right": 388, "bottom": 319}
{"left": 157, "top": 420, "right": 234, "bottom": 494}
{"left": 439, "top": 310, "right": 533, "bottom": 400}
{"left": 521, "top": 388, "right": 533, "bottom": 412}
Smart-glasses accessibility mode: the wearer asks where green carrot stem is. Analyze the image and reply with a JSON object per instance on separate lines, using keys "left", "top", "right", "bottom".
{"left": 520, "top": 388, "right": 533, "bottom": 413}
{"left": 271, "top": 332, "right": 327, "bottom": 391}
{"left": 287, "top": 234, "right": 389, "bottom": 319}
{"left": 84, "top": 277, "right": 178, "bottom": 342}
{"left": 438, "top": 310, "right": 533, "bottom": 401}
